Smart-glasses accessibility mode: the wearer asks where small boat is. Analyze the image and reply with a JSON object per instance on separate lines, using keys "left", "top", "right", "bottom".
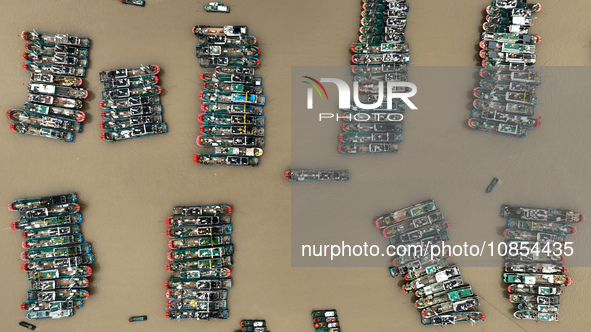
{"left": 341, "top": 112, "right": 403, "bottom": 123}
{"left": 351, "top": 63, "right": 408, "bottom": 74}
{"left": 509, "top": 294, "right": 560, "bottom": 305}
{"left": 214, "top": 146, "right": 264, "bottom": 157}
{"left": 483, "top": 22, "right": 530, "bottom": 35}
{"left": 167, "top": 289, "right": 228, "bottom": 301}
{"left": 9, "top": 193, "right": 77, "bottom": 211}
{"left": 352, "top": 52, "right": 410, "bottom": 65}
{"left": 23, "top": 243, "right": 92, "bottom": 262}
{"left": 165, "top": 278, "right": 232, "bottom": 290}
{"left": 194, "top": 154, "right": 260, "bottom": 167}
{"left": 382, "top": 211, "right": 445, "bottom": 238}
{"left": 197, "top": 135, "right": 265, "bottom": 148}
{"left": 30, "top": 277, "right": 89, "bottom": 290}
{"left": 101, "top": 105, "right": 162, "bottom": 120}
{"left": 241, "top": 320, "right": 266, "bottom": 328}
{"left": 19, "top": 322, "right": 37, "bottom": 330}
{"left": 13, "top": 214, "right": 81, "bottom": 231}
{"left": 193, "top": 25, "right": 248, "bottom": 37}
{"left": 23, "top": 255, "right": 93, "bottom": 272}
{"left": 479, "top": 68, "right": 542, "bottom": 85}
{"left": 504, "top": 273, "right": 572, "bottom": 286}
{"left": 421, "top": 311, "right": 485, "bottom": 326}
{"left": 102, "top": 75, "right": 158, "bottom": 90}
{"left": 28, "top": 83, "right": 87, "bottom": 100}
{"left": 199, "top": 90, "right": 265, "bottom": 105}
{"left": 9, "top": 121, "right": 73, "bottom": 142}
{"left": 489, "top": 1, "right": 541, "bottom": 12}
{"left": 166, "top": 215, "right": 231, "bottom": 227}
{"left": 479, "top": 79, "right": 536, "bottom": 94}
{"left": 203, "top": 82, "right": 263, "bottom": 94}
{"left": 27, "top": 289, "right": 88, "bottom": 301}
{"left": 199, "top": 125, "right": 264, "bottom": 136}
{"left": 201, "top": 103, "right": 264, "bottom": 115}
{"left": 167, "top": 245, "right": 234, "bottom": 261}
{"left": 100, "top": 115, "right": 163, "bottom": 131}
{"left": 18, "top": 203, "right": 80, "bottom": 220}
{"left": 471, "top": 109, "right": 540, "bottom": 128}
{"left": 505, "top": 262, "right": 568, "bottom": 274}
{"left": 25, "top": 44, "right": 89, "bottom": 59}
{"left": 23, "top": 52, "right": 88, "bottom": 68}
{"left": 101, "top": 123, "right": 168, "bottom": 141}
{"left": 120, "top": 0, "right": 145, "bottom": 6}
{"left": 201, "top": 72, "right": 262, "bottom": 85}
{"left": 29, "top": 94, "right": 82, "bottom": 109}
{"left": 171, "top": 267, "right": 232, "bottom": 280}
{"left": 166, "top": 225, "right": 232, "bottom": 238}
{"left": 312, "top": 314, "right": 338, "bottom": 324}
{"left": 504, "top": 229, "right": 566, "bottom": 243}
{"left": 196, "top": 35, "right": 257, "bottom": 46}
{"left": 99, "top": 95, "right": 160, "bottom": 109}
{"left": 21, "top": 31, "right": 90, "bottom": 48}
{"left": 507, "top": 284, "right": 562, "bottom": 296}
{"left": 23, "top": 233, "right": 83, "bottom": 249}
{"left": 517, "top": 303, "right": 558, "bottom": 313}
{"left": 204, "top": 1, "right": 230, "bottom": 12}
{"left": 199, "top": 113, "right": 264, "bottom": 126}
{"left": 514, "top": 310, "right": 557, "bottom": 321}
{"left": 422, "top": 296, "right": 480, "bottom": 319}
{"left": 481, "top": 32, "right": 541, "bottom": 45}
{"left": 23, "top": 103, "right": 85, "bottom": 122}
{"left": 501, "top": 205, "right": 584, "bottom": 223}
{"left": 340, "top": 131, "right": 402, "bottom": 144}
{"left": 23, "top": 62, "right": 86, "bottom": 77}
{"left": 27, "top": 266, "right": 92, "bottom": 281}
{"left": 285, "top": 170, "right": 350, "bottom": 182}
{"left": 338, "top": 143, "right": 399, "bottom": 154}
{"left": 166, "top": 309, "right": 228, "bottom": 320}
{"left": 388, "top": 221, "right": 450, "bottom": 245}
{"left": 129, "top": 316, "right": 147, "bottom": 322}
{"left": 196, "top": 45, "right": 258, "bottom": 57}
{"left": 215, "top": 66, "right": 256, "bottom": 76}
{"left": 26, "top": 308, "right": 73, "bottom": 320}
{"left": 30, "top": 73, "right": 82, "bottom": 87}
{"left": 311, "top": 310, "right": 337, "bottom": 319}
{"left": 350, "top": 42, "right": 409, "bottom": 54}
{"left": 486, "top": 178, "right": 498, "bottom": 193}
{"left": 172, "top": 205, "right": 232, "bottom": 216}
{"left": 415, "top": 286, "right": 473, "bottom": 309}
{"left": 98, "top": 65, "right": 160, "bottom": 81}
{"left": 169, "top": 235, "right": 232, "bottom": 250}
{"left": 167, "top": 299, "right": 227, "bottom": 311}
{"left": 101, "top": 85, "right": 161, "bottom": 99}
{"left": 198, "top": 57, "right": 259, "bottom": 68}
{"left": 165, "top": 257, "right": 232, "bottom": 273}
{"left": 375, "top": 200, "right": 437, "bottom": 228}
{"left": 402, "top": 265, "right": 460, "bottom": 293}
{"left": 473, "top": 99, "right": 534, "bottom": 116}
{"left": 468, "top": 118, "right": 528, "bottom": 137}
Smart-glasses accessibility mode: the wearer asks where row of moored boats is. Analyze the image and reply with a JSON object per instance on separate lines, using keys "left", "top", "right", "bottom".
{"left": 8, "top": 31, "right": 90, "bottom": 142}
{"left": 501, "top": 204, "right": 583, "bottom": 321}
{"left": 9, "top": 193, "right": 94, "bottom": 320}
{"left": 469, "top": 0, "right": 543, "bottom": 137}
{"left": 164, "top": 204, "right": 233, "bottom": 320}
{"left": 375, "top": 200, "right": 485, "bottom": 326}
{"left": 194, "top": 25, "right": 265, "bottom": 166}
{"left": 98, "top": 64, "right": 168, "bottom": 141}
{"left": 340, "top": 0, "right": 410, "bottom": 154}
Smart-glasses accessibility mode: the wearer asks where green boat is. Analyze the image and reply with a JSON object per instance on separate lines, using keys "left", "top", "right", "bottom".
{"left": 23, "top": 254, "right": 93, "bottom": 272}
{"left": 422, "top": 296, "right": 480, "bottom": 319}
{"left": 415, "top": 276, "right": 464, "bottom": 297}
{"left": 504, "top": 262, "right": 568, "bottom": 274}
{"left": 23, "top": 233, "right": 83, "bottom": 249}
{"left": 98, "top": 65, "right": 160, "bottom": 82}
{"left": 166, "top": 289, "right": 227, "bottom": 301}
{"left": 198, "top": 113, "right": 265, "bottom": 126}
{"left": 166, "top": 215, "right": 230, "bottom": 227}
{"left": 474, "top": 87, "right": 537, "bottom": 105}
{"left": 27, "top": 266, "right": 92, "bottom": 281}
{"left": 199, "top": 90, "right": 265, "bottom": 105}
{"left": 169, "top": 235, "right": 231, "bottom": 250}
{"left": 22, "top": 243, "right": 92, "bottom": 261}
{"left": 382, "top": 210, "right": 445, "bottom": 238}
{"left": 167, "top": 245, "right": 234, "bottom": 261}
{"left": 404, "top": 260, "right": 450, "bottom": 281}
{"left": 25, "top": 42, "right": 89, "bottom": 59}
{"left": 196, "top": 45, "right": 258, "bottom": 57}
{"left": 201, "top": 72, "right": 262, "bottom": 85}
{"left": 171, "top": 267, "right": 232, "bottom": 279}
{"left": 100, "top": 115, "right": 163, "bottom": 131}
{"left": 473, "top": 99, "right": 535, "bottom": 116}
{"left": 214, "top": 147, "right": 264, "bottom": 157}
{"left": 166, "top": 309, "right": 228, "bottom": 320}
{"left": 102, "top": 75, "right": 158, "bottom": 90}
{"left": 241, "top": 320, "right": 266, "bottom": 328}
{"left": 101, "top": 123, "right": 168, "bottom": 141}
{"left": 23, "top": 62, "right": 86, "bottom": 77}
{"left": 22, "top": 225, "right": 80, "bottom": 239}
{"left": 172, "top": 205, "right": 232, "bottom": 216}
{"left": 21, "top": 31, "right": 90, "bottom": 48}
{"left": 199, "top": 56, "right": 259, "bottom": 68}
{"left": 165, "top": 256, "right": 232, "bottom": 273}
{"left": 121, "top": 0, "right": 145, "bottom": 6}
{"left": 468, "top": 118, "right": 528, "bottom": 138}
{"left": 517, "top": 303, "right": 559, "bottom": 313}
{"left": 27, "top": 289, "right": 88, "bottom": 301}
{"left": 339, "top": 131, "right": 403, "bottom": 144}
{"left": 18, "top": 203, "right": 79, "bottom": 220}
{"left": 197, "top": 135, "right": 265, "bottom": 148}
{"left": 166, "top": 225, "right": 232, "bottom": 238}
{"left": 503, "top": 273, "right": 572, "bottom": 286}
{"left": 415, "top": 286, "right": 473, "bottom": 309}
{"left": 23, "top": 102, "right": 85, "bottom": 122}
{"left": 361, "top": 9, "right": 407, "bottom": 20}
{"left": 481, "top": 32, "right": 541, "bottom": 45}
{"left": 165, "top": 278, "right": 232, "bottom": 290}
{"left": 203, "top": 82, "right": 263, "bottom": 94}
{"left": 483, "top": 22, "right": 530, "bottom": 35}
{"left": 375, "top": 200, "right": 437, "bottom": 228}
{"left": 30, "top": 277, "right": 89, "bottom": 290}
{"left": 9, "top": 122, "right": 74, "bottom": 142}
{"left": 508, "top": 284, "right": 561, "bottom": 296}
{"left": 487, "top": 2, "right": 541, "bottom": 13}
{"left": 23, "top": 52, "right": 88, "bottom": 68}
{"left": 402, "top": 265, "right": 460, "bottom": 293}
{"left": 486, "top": 14, "right": 533, "bottom": 27}
{"left": 422, "top": 311, "right": 485, "bottom": 326}
{"left": 311, "top": 310, "right": 337, "bottom": 319}
{"left": 22, "top": 299, "right": 83, "bottom": 312}
{"left": 167, "top": 299, "right": 227, "bottom": 311}
{"left": 9, "top": 193, "right": 77, "bottom": 211}
{"left": 338, "top": 143, "right": 399, "bottom": 154}
{"left": 514, "top": 310, "right": 557, "bottom": 321}
{"left": 7, "top": 109, "right": 82, "bottom": 133}
{"left": 471, "top": 109, "right": 539, "bottom": 128}
{"left": 479, "top": 40, "right": 536, "bottom": 54}
{"left": 195, "top": 154, "right": 260, "bottom": 167}
{"left": 509, "top": 294, "right": 560, "bottom": 305}
{"left": 30, "top": 73, "right": 82, "bottom": 87}
{"left": 507, "top": 219, "right": 576, "bottom": 236}
{"left": 199, "top": 124, "right": 264, "bottom": 136}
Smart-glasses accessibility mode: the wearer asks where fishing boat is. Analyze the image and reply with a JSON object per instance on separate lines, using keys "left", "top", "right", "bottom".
{"left": 504, "top": 229, "right": 566, "bottom": 243}
{"left": 28, "top": 83, "right": 87, "bottom": 100}
{"left": 30, "top": 277, "right": 89, "bottom": 290}
{"left": 21, "top": 31, "right": 90, "bottom": 48}
{"left": 479, "top": 79, "right": 536, "bottom": 94}
{"left": 199, "top": 125, "right": 263, "bottom": 136}
{"left": 27, "top": 289, "right": 88, "bottom": 301}
{"left": 198, "top": 113, "right": 265, "bottom": 126}
{"left": 215, "top": 66, "right": 256, "bottom": 76}
{"left": 389, "top": 221, "right": 450, "bottom": 245}
{"left": 473, "top": 99, "right": 534, "bottom": 116}
{"left": 483, "top": 22, "right": 530, "bottom": 35}
{"left": 422, "top": 296, "right": 480, "bottom": 319}
{"left": 121, "top": 0, "right": 145, "bottom": 6}
{"left": 171, "top": 267, "right": 232, "bottom": 280}
{"left": 203, "top": 82, "right": 263, "bottom": 94}
{"left": 167, "top": 299, "right": 227, "bottom": 311}
{"left": 480, "top": 50, "right": 536, "bottom": 64}
{"left": 508, "top": 284, "right": 562, "bottom": 296}
{"left": 101, "top": 105, "right": 162, "bottom": 120}
{"left": 165, "top": 257, "right": 232, "bottom": 273}
{"left": 404, "top": 260, "right": 450, "bottom": 281}
{"left": 311, "top": 310, "right": 337, "bottom": 319}
{"left": 9, "top": 122, "right": 72, "bottom": 142}
{"left": 214, "top": 146, "right": 264, "bottom": 157}
{"left": 357, "top": 82, "right": 412, "bottom": 94}
{"left": 100, "top": 115, "right": 163, "bottom": 131}
{"left": 350, "top": 42, "right": 409, "bottom": 54}
{"left": 29, "top": 94, "right": 82, "bottom": 109}
{"left": 382, "top": 211, "right": 446, "bottom": 238}
{"left": 501, "top": 205, "right": 584, "bottom": 223}
{"left": 199, "top": 90, "right": 265, "bottom": 105}
{"left": 201, "top": 72, "right": 262, "bottom": 85}
{"left": 421, "top": 311, "right": 485, "bottom": 326}
{"left": 415, "top": 276, "right": 464, "bottom": 297}
{"left": 285, "top": 170, "right": 350, "bottom": 182}
{"left": 338, "top": 143, "right": 399, "bottom": 154}
{"left": 505, "top": 262, "right": 568, "bottom": 274}
{"left": 471, "top": 109, "right": 540, "bottom": 128}
{"left": 375, "top": 200, "right": 437, "bottom": 228}
{"left": 100, "top": 95, "right": 160, "bottom": 109}
{"left": 204, "top": 2, "right": 230, "bottom": 12}
{"left": 198, "top": 56, "right": 259, "bottom": 68}
{"left": 30, "top": 73, "right": 82, "bottom": 87}
{"left": 23, "top": 103, "right": 85, "bottom": 122}
{"left": 479, "top": 68, "right": 542, "bottom": 85}
{"left": 509, "top": 294, "right": 560, "bottom": 305}
{"left": 340, "top": 131, "right": 402, "bottom": 144}
{"left": 12, "top": 214, "right": 81, "bottom": 231}
{"left": 351, "top": 63, "right": 408, "bottom": 74}
{"left": 197, "top": 135, "right": 265, "bottom": 148}
{"left": 504, "top": 273, "right": 572, "bottom": 286}
{"left": 166, "top": 215, "right": 230, "bottom": 227}
{"left": 341, "top": 112, "right": 404, "bottom": 123}
{"left": 415, "top": 286, "right": 474, "bottom": 309}
{"left": 485, "top": 13, "right": 534, "bottom": 27}
{"left": 201, "top": 103, "right": 264, "bottom": 115}
{"left": 98, "top": 65, "right": 160, "bottom": 81}
{"left": 101, "top": 85, "right": 161, "bottom": 99}
{"left": 18, "top": 203, "right": 80, "bottom": 220}
{"left": 26, "top": 308, "right": 73, "bottom": 320}
{"left": 167, "top": 289, "right": 228, "bottom": 301}
{"left": 354, "top": 72, "right": 409, "bottom": 84}
{"left": 196, "top": 35, "right": 257, "bottom": 46}
{"left": 486, "top": 178, "right": 498, "bottom": 193}
{"left": 517, "top": 303, "right": 558, "bottom": 313}
{"left": 360, "top": 25, "right": 405, "bottom": 36}
{"left": 402, "top": 265, "right": 460, "bottom": 293}
{"left": 23, "top": 52, "right": 88, "bottom": 68}
{"left": 479, "top": 40, "right": 536, "bottom": 55}
{"left": 467, "top": 118, "right": 528, "bottom": 137}
{"left": 166, "top": 309, "right": 228, "bottom": 320}
{"left": 241, "top": 320, "right": 266, "bottom": 327}
{"left": 169, "top": 235, "right": 232, "bottom": 250}
{"left": 489, "top": 1, "right": 541, "bottom": 12}
{"left": 481, "top": 32, "right": 541, "bottom": 45}
{"left": 101, "top": 123, "right": 168, "bottom": 141}
{"left": 196, "top": 45, "right": 258, "bottom": 57}
{"left": 23, "top": 255, "right": 93, "bottom": 272}
{"left": 514, "top": 310, "right": 557, "bottom": 321}
{"left": 194, "top": 154, "right": 260, "bottom": 167}
{"left": 23, "top": 233, "right": 83, "bottom": 249}
{"left": 9, "top": 193, "right": 77, "bottom": 211}
{"left": 167, "top": 223, "right": 232, "bottom": 238}
{"left": 312, "top": 315, "right": 338, "bottom": 324}
{"left": 342, "top": 122, "right": 402, "bottom": 133}
{"left": 25, "top": 42, "right": 89, "bottom": 59}
{"left": 362, "top": 2, "right": 408, "bottom": 12}
{"left": 167, "top": 245, "right": 234, "bottom": 261}
{"left": 360, "top": 16, "right": 407, "bottom": 29}
{"left": 390, "top": 250, "right": 450, "bottom": 276}
{"left": 23, "top": 243, "right": 91, "bottom": 261}
{"left": 192, "top": 25, "right": 248, "bottom": 37}
{"left": 361, "top": 9, "right": 407, "bottom": 20}
{"left": 23, "top": 62, "right": 86, "bottom": 77}
{"left": 27, "top": 266, "right": 92, "bottom": 281}
{"left": 351, "top": 53, "right": 410, "bottom": 65}
{"left": 165, "top": 278, "right": 232, "bottom": 290}
{"left": 102, "top": 75, "right": 158, "bottom": 90}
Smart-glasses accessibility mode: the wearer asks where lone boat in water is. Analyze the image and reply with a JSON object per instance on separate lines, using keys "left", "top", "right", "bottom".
{"left": 204, "top": 1, "right": 229, "bottom": 12}
{"left": 285, "top": 170, "right": 350, "bottom": 182}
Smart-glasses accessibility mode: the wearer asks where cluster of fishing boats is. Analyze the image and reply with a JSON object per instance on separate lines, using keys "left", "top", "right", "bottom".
{"left": 311, "top": 310, "right": 340, "bottom": 331}
{"left": 339, "top": 0, "right": 410, "bottom": 154}
{"left": 239, "top": 319, "right": 267, "bottom": 332}
{"left": 285, "top": 170, "right": 350, "bottom": 182}
{"left": 165, "top": 204, "right": 233, "bottom": 320}
{"left": 8, "top": 193, "right": 94, "bottom": 320}
{"left": 8, "top": 31, "right": 90, "bottom": 142}
{"left": 98, "top": 64, "right": 167, "bottom": 141}
{"left": 469, "top": 0, "right": 543, "bottom": 137}
{"left": 375, "top": 200, "right": 485, "bottom": 326}
{"left": 500, "top": 204, "right": 584, "bottom": 321}
{"left": 193, "top": 25, "right": 264, "bottom": 166}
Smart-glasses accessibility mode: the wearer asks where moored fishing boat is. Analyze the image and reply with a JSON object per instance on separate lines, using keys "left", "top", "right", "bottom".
{"left": 415, "top": 286, "right": 474, "bottom": 309}
{"left": 467, "top": 118, "right": 528, "bottom": 137}
{"left": 27, "top": 266, "right": 92, "bottom": 281}
{"left": 13, "top": 214, "right": 81, "bottom": 231}
{"left": 402, "top": 265, "right": 460, "bottom": 293}
{"left": 101, "top": 123, "right": 168, "bottom": 141}
{"left": 197, "top": 135, "right": 265, "bottom": 148}
{"left": 203, "top": 82, "right": 263, "bottom": 94}
{"left": 18, "top": 203, "right": 80, "bottom": 219}
{"left": 351, "top": 63, "right": 408, "bottom": 74}
{"left": 215, "top": 66, "right": 255, "bottom": 76}
{"left": 376, "top": 200, "right": 437, "bottom": 228}
{"left": 192, "top": 25, "right": 248, "bottom": 37}
{"left": 198, "top": 57, "right": 259, "bottom": 68}
{"left": 30, "top": 277, "right": 89, "bottom": 289}
{"left": 389, "top": 221, "right": 450, "bottom": 245}
{"left": 22, "top": 299, "right": 82, "bottom": 312}
{"left": 479, "top": 50, "right": 536, "bottom": 64}
{"left": 23, "top": 255, "right": 93, "bottom": 272}
{"left": 340, "top": 131, "right": 403, "bottom": 144}
{"left": 504, "top": 229, "right": 567, "bottom": 243}
{"left": 471, "top": 109, "right": 540, "bottom": 128}
{"left": 102, "top": 75, "right": 158, "bottom": 90}
{"left": 23, "top": 233, "right": 83, "bottom": 249}
{"left": 390, "top": 249, "right": 451, "bottom": 276}
{"left": 509, "top": 294, "right": 560, "bottom": 304}
{"left": 28, "top": 83, "right": 88, "bottom": 100}
{"left": 27, "top": 289, "right": 88, "bottom": 301}
{"left": 351, "top": 52, "right": 410, "bottom": 65}
{"left": 196, "top": 45, "right": 258, "bottom": 57}
{"left": 26, "top": 308, "right": 73, "bottom": 320}
{"left": 285, "top": 170, "right": 349, "bottom": 182}
{"left": 507, "top": 284, "right": 562, "bottom": 296}
{"left": 165, "top": 278, "right": 232, "bottom": 290}
{"left": 473, "top": 99, "right": 535, "bottom": 116}
{"left": 101, "top": 85, "right": 162, "bottom": 99}
{"left": 166, "top": 309, "right": 228, "bottom": 320}
{"left": 513, "top": 310, "right": 557, "bottom": 321}
{"left": 22, "top": 243, "right": 92, "bottom": 261}
{"left": 30, "top": 73, "right": 82, "bottom": 87}
{"left": 101, "top": 105, "right": 162, "bottom": 120}
{"left": 165, "top": 257, "right": 232, "bottom": 273}
{"left": 404, "top": 260, "right": 450, "bottom": 281}
{"left": 172, "top": 205, "right": 232, "bottom": 216}
{"left": 479, "top": 79, "right": 536, "bottom": 93}
{"left": 196, "top": 35, "right": 257, "bottom": 46}
{"left": 98, "top": 65, "right": 160, "bottom": 81}
{"left": 9, "top": 122, "right": 73, "bottom": 142}
{"left": 29, "top": 94, "right": 82, "bottom": 109}
{"left": 25, "top": 43, "right": 89, "bottom": 59}
{"left": 204, "top": 2, "right": 230, "bottom": 12}
{"left": 354, "top": 72, "right": 409, "bottom": 84}
{"left": 214, "top": 146, "right": 264, "bottom": 156}
{"left": 488, "top": 1, "right": 541, "bottom": 12}
{"left": 166, "top": 215, "right": 230, "bottom": 227}
{"left": 167, "top": 289, "right": 228, "bottom": 301}
{"left": 194, "top": 154, "right": 260, "bottom": 166}
{"left": 504, "top": 273, "right": 572, "bottom": 286}
{"left": 350, "top": 42, "right": 409, "bottom": 54}
{"left": 421, "top": 311, "right": 485, "bottom": 326}
{"left": 517, "top": 303, "right": 558, "bottom": 313}
{"left": 201, "top": 72, "right": 262, "bottom": 85}
{"left": 199, "top": 125, "right": 263, "bottom": 136}
{"left": 199, "top": 90, "right": 265, "bottom": 105}
{"left": 167, "top": 299, "right": 227, "bottom": 311}
{"left": 501, "top": 205, "right": 584, "bottom": 223}
{"left": 421, "top": 296, "right": 480, "bottom": 319}
{"left": 99, "top": 115, "right": 163, "bottom": 131}
{"left": 171, "top": 267, "right": 232, "bottom": 280}
{"left": 201, "top": 103, "right": 263, "bottom": 115}
{"left": 414, "top": 276, "right": 464, "bottom": 297}
{"left": 382, "top": 211, "right": 446, "bottom": 238}
{"left": 199, "top": 113, "right": 264, "bottom": 126}
{"left": 479, "top": 68, "right": 541, "bottom": 85}
{"left": 23, "top": 62, "right": 86, "bottom": 77}
{"left": 479, "top": 40, "right": 536, "bottom": 54}
{"left": 23, "top": 52, "right": 88, "bottom": 68}
{"left": 485, "top": 13, "right": 534, "bottom": 27}
{"left": 23, "top": 102, "right": 86, "bottom": 122}
{"left": 483, "top": 22, "right": 530, "bottom": 35}
{"left": 21, "top": 31, "right": 90, "bottom": 48}
{"left": 167, "top": 245, "right": 234, "bottom": 261}
{"left": 505, "top": 262, "right": 568, "bottom": 274}
{"left": 481, "top": 32, "right": 541, "bottom": 45}
{"left": 338, "top": 143, "right": 399, "bottom": 154}
{"left": 169, "top": 235, "right": 231, "bottom": 250}
{"left": 341, "top": 112, "right": 404, "bottom": 123}
{"left": 166, "top": 225, "right": 232, "bottom": 239}
{"left": 8, "top": 193, "right": 77, "bottom": 211}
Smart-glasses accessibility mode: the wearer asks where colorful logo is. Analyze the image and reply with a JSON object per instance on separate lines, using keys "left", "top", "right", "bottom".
{"left": 303, "top": 76, "right": 328, "bottom": 108}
